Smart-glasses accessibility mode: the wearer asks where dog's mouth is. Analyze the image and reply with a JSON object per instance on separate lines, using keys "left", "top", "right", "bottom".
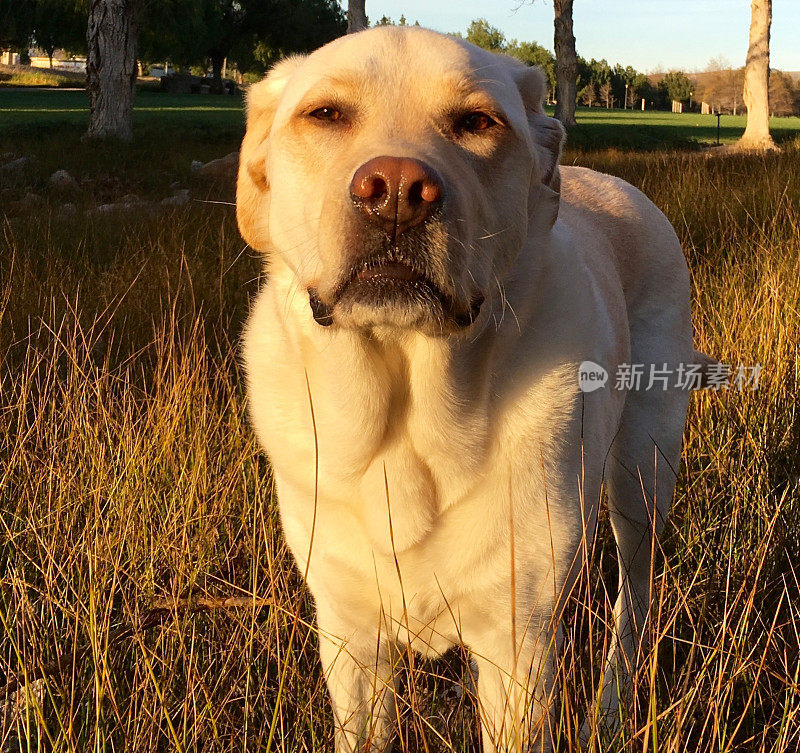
{"left": 341, "top": 257, "right": 446, "bottom": 309}
{"left": 308, "top": 253, "right": 483, "bottom": 331}
{"left": 354, "top": 260, "right": 423, "bottom": 284}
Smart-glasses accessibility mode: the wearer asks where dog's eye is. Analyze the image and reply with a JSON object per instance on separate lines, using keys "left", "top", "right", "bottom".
{"left": 309, "top": 106, "right": 342, "bottom": 122}
{"left": 456, "top": 111, "right": 498, "bottom": 134}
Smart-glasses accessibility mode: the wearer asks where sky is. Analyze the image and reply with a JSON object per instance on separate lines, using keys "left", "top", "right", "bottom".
{"left": 355, "top": 1, "right": 800, "bottom": 74}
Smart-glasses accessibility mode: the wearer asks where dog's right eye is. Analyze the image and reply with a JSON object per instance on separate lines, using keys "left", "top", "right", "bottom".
{"left": 454, "top": 111, "right": 500, "bottom": 135}
{"left": 309, "top": 106, "right": 343, "bottom": 122}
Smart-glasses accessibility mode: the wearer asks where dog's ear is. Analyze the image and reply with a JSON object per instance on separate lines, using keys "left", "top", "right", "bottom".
{"left": 510, "top": 64, "right": 566, "bottom": 230}
{"left": 237, "top": 55, "right": 306, "bottom": 251}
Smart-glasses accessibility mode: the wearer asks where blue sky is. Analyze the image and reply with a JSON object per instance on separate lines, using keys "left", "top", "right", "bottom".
{"left": 353, "top": 1, "right": 800, "bottom": 73}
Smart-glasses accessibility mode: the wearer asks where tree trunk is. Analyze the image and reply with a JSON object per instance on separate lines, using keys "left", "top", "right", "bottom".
{"left": 553, "top": 0, "right": 577, "bottom": 127}
{"left": 347, "top": 0, "right": 367, "bottom": 34}
{"left": 210, "top": 53, "right": 225, "bottom": 95}
{"left": 86, "top": 0, "right": 139, "bottom": 141}
{"left": 739, "top": 0, "right": 777, "bottom": 150}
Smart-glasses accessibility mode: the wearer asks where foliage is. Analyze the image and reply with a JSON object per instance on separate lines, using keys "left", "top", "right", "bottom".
{"left": 458, "top": 19, "right": 556, "bottom": 99}
{"left": 698, "top": 64, "right": 745, "bottom": 114}
{"left": 660, "top": 70, "right": 693, "bottom": 103}
{"left": 373, "top": 14, "right": 417, "bottom": 27}
{"left": 769, "top": 70, "right": 799, "bottom": 117}
{"left": 0, "top": 0, "right": 36, "bottom": 49}
{"left": 577, "top": 57, "right": 654, "bottom": 109}
{"left": 464, "top": 18, "right": 505, "bottom": 51}
{"left": 506, "top": 40, "right": 556, "bottom": 93}
{"left": 3, "top": 0, "right": 344, "bottom": 83}
{"left": 1, "top": 0, "right": 85, "bottom": 60}
{"left": 696, "top": 60, "right": 799, "bottom": 117}
{"left": 140, "top": 0, "right": 344, "bottom": 79}
{"left": 36, "top": 0, "right": 85, "bottom": 61}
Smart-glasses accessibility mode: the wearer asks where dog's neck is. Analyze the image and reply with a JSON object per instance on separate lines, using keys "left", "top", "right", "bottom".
{"left": 259, "top": 231, "right": 568, "bottom": 519}
{"left": 267, "top": 243, "right": 550, "bottom": 421}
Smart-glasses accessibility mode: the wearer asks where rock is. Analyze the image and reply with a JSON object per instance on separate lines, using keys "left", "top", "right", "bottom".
{"left": 161, "top": 73, "right": 198, "bottom": 95}
{"left": 161, "top": 189, "right": 190, "bottom": 207}
{"left": 0, "top": 156, "right": 29, "bottom": 174}
{"left": 58, "top": 202, "right": 78, "bottom": 217}
{"left": 49, "top": 170, "right": 80, "bottom": 193}
{"left": 193, "top": 151, "right": 239, "bottom": 181}
{"left": 190, "top": 160, "right": 204, "bottom": 172}
{"left": 87, "top": 197, "right": 159, "bottom": 217}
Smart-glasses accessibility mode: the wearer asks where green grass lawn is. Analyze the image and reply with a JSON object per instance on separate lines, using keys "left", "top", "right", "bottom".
{"left": 568, "top": 105, "right": 800, "bottom": 148}
{"left": 0, "top": 89, "right": 245, "bottom": 132}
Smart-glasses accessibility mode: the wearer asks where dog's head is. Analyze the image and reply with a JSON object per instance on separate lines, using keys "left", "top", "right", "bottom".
{"left": 238, "top": 26, "right": 564, "bottom": 336}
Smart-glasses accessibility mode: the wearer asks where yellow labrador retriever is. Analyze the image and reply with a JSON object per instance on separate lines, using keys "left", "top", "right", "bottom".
{"left": 238, "top": 26, "right": 704, "bottom": 752}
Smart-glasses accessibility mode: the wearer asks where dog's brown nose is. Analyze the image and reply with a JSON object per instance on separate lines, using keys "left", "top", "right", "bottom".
{"left": 350, "top": 156, "right": 442, "bottom": 235}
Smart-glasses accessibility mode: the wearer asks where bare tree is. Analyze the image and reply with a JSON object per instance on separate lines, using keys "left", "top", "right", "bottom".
{"left": 769, "top": 71, "right": 796, "bottom": 116}
{"left": 86, "top": 0, "right": 140, "bottom": 141}
{"left": 698, "top": 61, "right": 745, "bottom": 114}
{"left": 598, "top": 81, "right": 612, "bottom": 109}
{"left": 553, "top": 0, "right": 577, "bottom": 126}
{"left": 347, "top": 0, "right": 367, "bottom": 34}
{"left": 739, "top": 0, "right": 777, "bottom": 149}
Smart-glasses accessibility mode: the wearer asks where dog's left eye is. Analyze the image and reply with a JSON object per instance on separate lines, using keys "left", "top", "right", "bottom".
{"left": 455, "top": 111, "right": 498, "bottom": 134}
{"left": 309, "top": 106, "right": 342, "bottom": 122}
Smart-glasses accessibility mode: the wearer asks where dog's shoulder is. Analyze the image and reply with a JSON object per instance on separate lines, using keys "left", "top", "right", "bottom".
{"left": 556, "top": 165, "right": 688, "bottom": 312}
{"left": 559, "top": 165, "right": 675, "bottom": 241}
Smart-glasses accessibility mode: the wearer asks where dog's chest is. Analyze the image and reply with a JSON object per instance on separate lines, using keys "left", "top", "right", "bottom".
{"left": 314, "top": 377, "right": 490, "bottom": 554}
{"left": 255, "top": 332, "right": 491, "bottom": 548}
{"left": 269, "top": 376, "right": 505, "bottom": 652}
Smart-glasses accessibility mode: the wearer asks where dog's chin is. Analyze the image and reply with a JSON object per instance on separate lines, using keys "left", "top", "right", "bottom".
{"left": 308, "top": 266, "right": 483, "bottom": 336}
{"left": 337, "top": 277, "right": 452, "bottom": 334}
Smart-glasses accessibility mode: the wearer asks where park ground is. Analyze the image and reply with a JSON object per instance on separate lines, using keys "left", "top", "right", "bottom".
{"left": 1, "top": 91, "right": 799, "bottom": 752}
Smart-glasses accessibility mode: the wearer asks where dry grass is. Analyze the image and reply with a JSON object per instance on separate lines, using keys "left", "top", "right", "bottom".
{"left": 1, "top": 136, "right": 799, "bottom": 752}
{"left": 0, "top": 65, "right": 83, "bottom": 88}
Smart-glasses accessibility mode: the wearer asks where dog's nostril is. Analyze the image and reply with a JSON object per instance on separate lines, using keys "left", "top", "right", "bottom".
{"left": 352, "top": 175, "right": 388, "bottom": 202}
{"left": 410, "top": 179, "right": 440, "bottom": 205}
{"left": 370, "top": 177, "right": 388, "bottom": 200}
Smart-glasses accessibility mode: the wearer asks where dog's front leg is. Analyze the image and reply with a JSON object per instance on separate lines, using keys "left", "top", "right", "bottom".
{"left": 471, "top": 627, "right": 555, "bottom": 753}
{"left": 317, "top": 615, "right": 398, "bottom": 753}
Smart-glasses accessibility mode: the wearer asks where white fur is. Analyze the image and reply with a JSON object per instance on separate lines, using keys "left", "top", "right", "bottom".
{"left": 238, "top": 27, "right": 696, "bottom": 752}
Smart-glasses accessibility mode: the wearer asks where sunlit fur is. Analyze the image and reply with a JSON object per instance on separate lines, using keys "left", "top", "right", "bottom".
{"left": 238, "top": 26, "right": 699, "bottom": 752}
